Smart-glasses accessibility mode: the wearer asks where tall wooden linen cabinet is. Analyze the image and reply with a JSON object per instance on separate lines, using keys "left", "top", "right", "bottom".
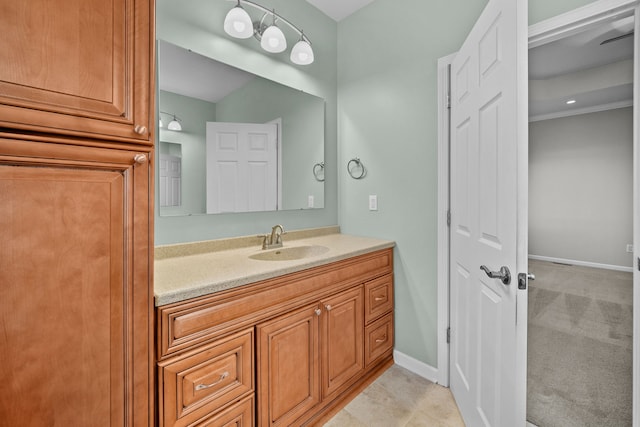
{"left": 0, "top": 1, "right": 156, "bottom": 425}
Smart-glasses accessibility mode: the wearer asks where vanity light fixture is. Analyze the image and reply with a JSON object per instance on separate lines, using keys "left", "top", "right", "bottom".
{"left": 223, "top": 0, "right": 314, "bottom": 65}
{"left": 159, "top": 111, "right": 183, "bottom": 131}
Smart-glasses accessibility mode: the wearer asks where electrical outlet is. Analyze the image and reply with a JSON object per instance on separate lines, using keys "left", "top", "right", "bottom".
{"left": 307, "top": 195, "right": 314, "bottom": 208}
{"left": 627, "top": 244, "right": 634, "bottom": 253}
{"left": 369, "top": 195, "right": 378, "bottom": 211}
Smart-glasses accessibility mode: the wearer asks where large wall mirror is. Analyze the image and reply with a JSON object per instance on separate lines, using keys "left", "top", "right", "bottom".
{"left": 157, "top": 39, "right": 325, "bottom": 216}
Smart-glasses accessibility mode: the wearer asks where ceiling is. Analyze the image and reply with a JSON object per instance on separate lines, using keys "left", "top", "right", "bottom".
{"left": 304, "top": 0, "right": 375, "bottom": 22}
{"left": 529, "top": 15, "right": 634, "bottom": 120}
{"left": 158, "top": 40, "right": 255, "bottom": 104}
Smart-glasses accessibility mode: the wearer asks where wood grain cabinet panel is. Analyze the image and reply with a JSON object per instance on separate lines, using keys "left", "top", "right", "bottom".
{"left": 364, "top": 274, "right": 394, "bottom": 324}
{"left": 0, "top": 138, "right": 152, "bottom": 426}
{"left": 0, "top": 0, "right": 153, "bottom": 143}
{"left": 365, "top": 314, "right": 394, "bottom": 367}
{"left": 195, "top": 395, "right": 254, "bottom": 427}
{"left": 159, "top": 329, "right": 254, "bottom": 427}
{"left": 257, "top": 305, "right": 321, "bottom": 427}
{"left": 321, "top": 286, "right": 364, "bottom": 399}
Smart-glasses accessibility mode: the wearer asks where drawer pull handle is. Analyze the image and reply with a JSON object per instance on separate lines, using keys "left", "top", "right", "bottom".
{"left": 375, "top": 336, "right": 387, "bottom": 343}
{"left": 194, "top": 371, "right": 229, "bottom": 391}
{"left": 374, "top": 296, "right": 386, "bottom": 302}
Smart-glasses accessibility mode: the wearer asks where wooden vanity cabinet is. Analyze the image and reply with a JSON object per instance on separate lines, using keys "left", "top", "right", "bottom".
{"left": 157, "top": 249, "right": 394, "bottom": 427}
{"left": 0, "top": 0, "right": 156, "bottom": 423}
{"left": 0, "top": 136, "right": 153, "bottom": 426}
{"left": 0, "top": 0, "right": 154, "bottom": 144}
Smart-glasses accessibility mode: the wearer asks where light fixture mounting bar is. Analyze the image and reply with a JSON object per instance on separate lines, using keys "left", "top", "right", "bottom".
{"left": 226, "top": 0, "right": 312, "bottom": 44}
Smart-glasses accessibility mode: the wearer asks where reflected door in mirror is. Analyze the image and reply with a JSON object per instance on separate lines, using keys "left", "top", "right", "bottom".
{"left": 206, "top": 122, "right": 279, "bottom": 213}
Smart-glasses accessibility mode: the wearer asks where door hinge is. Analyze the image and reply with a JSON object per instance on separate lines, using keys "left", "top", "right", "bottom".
{"left": 446, "top": 94, "right": 451, "bottom": 109}
{"left": 446, "top": 327, "right": 451, "bottom": 344}
{"left": 447, "top": 210, "right": 451, "bottom": 227}
{"left": 637, "top": 257, "right": 639, "bottom": 271}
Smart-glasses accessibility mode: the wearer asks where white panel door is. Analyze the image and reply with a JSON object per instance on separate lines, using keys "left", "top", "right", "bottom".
{"left": 449, "top": 0, "right": 527, "bottom": 425}
{"left": 206, "top": 122, "right": 278, "bottom": 213}
{"left": 159, "top": 154, "right": 181, "bottom": 207}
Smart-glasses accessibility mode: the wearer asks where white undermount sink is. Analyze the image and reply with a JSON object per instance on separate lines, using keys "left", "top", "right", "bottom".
{"left": 249, "top": 245, "right": 330, "bottom": 261}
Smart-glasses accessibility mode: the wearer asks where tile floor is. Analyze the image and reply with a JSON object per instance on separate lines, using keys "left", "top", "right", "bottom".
{"left": 323, "top": 364, "right": 465, "bottom": 426}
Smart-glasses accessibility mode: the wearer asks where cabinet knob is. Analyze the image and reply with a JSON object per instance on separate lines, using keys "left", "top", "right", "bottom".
{"left": 314, "top": 308, "right": 322, "bottom": 316}
{"left": 133, "top": 124, "right": 147, "bottom": 135}
{"left": 134, "top": 154, "right": 147, "bottom": 164}
{"left": 325, "top": 304, "right": 332, "bottom": 311}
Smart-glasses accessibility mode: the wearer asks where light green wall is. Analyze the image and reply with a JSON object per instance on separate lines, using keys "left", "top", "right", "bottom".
{"left": 336, "top": 0, "right": 490, "bottom": 369}
{"left": 336, "top": 0, "right": 601, "bottom": 368}
{"left": 158, "top": 90, "right": 215, "bottom": 216}
{"left": 155, "top": 0, "right": 337, "bottom": 244}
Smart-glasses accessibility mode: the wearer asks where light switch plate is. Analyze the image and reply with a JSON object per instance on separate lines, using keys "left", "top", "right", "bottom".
{"left": 369, "top": 195, "right": 378, "bottom": 211}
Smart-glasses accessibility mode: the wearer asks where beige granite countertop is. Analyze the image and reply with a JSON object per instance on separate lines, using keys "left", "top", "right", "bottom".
{"left": 154, "top": 227, "right": 395, "bottom": 306}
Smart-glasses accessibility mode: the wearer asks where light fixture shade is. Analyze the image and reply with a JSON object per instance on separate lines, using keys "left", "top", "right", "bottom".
{"left": 167, "top": 118, "right": 182, "bottom": 131}
{"left": 159, "top": 118, "right": 164, "bottom": 128}
{"left": 260, "top": 25, "right": 286, "bottom": 53}
{"left": 290, "top": 39, "right": 314, "bottom": 65}
{"left": 224, "top": 6, "right": 253, "bottom": 39}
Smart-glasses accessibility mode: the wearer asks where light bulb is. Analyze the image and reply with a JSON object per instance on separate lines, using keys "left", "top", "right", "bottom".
{"left": 291, "top": 39, "right": 314, "bottom": 65}
{"left": 224, "top": 5, "right": 253, "bottom": 39}
{"left": 260, "top": 25, "right": 286, "bottom": 53}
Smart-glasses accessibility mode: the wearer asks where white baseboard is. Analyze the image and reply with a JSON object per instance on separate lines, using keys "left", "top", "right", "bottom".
{"left": 393, "top": 350, "right": 440, "bottom": 384}
{"left": 528, "top": 254, "right": 633, "bottom": 273}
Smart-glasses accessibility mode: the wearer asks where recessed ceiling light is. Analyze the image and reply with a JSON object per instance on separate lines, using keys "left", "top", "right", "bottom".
{"left": 566, "top": 99, "right": 576, "bottom": 105}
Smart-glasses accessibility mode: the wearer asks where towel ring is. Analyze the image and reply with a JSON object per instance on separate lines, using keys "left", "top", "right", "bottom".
{"left": 313, "top": 162, "right": 325, "bottom": 182}
{"left": 347, "top": 158, "right": 366, "bottom": 179}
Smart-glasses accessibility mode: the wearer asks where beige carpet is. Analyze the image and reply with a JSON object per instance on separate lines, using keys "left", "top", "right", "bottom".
{"left": 527, "top": 259, "right": 633, "bottom": 427}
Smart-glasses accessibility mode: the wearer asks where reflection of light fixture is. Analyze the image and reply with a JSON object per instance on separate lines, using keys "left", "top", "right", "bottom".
{"left": 223, "top": 0, "right": 314, "bottom": 65}
{"left": 159, "top": 111, "right": 182, "bottom": 131}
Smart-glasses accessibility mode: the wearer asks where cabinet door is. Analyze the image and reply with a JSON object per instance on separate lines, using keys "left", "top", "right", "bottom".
{"left": 0, "top": 0, "right": 153, "bottom": 143}
{"left": 257, "top": 304, "right": 321, "bottom": 427}
{"left": 321, "top": 286, "right": 364, "bottom": 399}
{"left": 0, "top": 138, "right": 152, "bottom": 426}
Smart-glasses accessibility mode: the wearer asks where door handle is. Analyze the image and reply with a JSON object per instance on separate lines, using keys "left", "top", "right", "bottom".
{"left": 480, "top": 265, "right": 511, "bottom": 285}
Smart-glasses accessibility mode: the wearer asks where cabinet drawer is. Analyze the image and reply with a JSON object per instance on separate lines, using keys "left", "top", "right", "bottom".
{"left": 364, "top": 274, "right": 394, "bottom": 324}
{"left": 159, "top": 329, "right": 254, "bottom": 427}
{"left": 195, "top": 395, "right": 254, "bottom": 427}
{"left": 365, "top": 314, "right": 394, "bottom": 367}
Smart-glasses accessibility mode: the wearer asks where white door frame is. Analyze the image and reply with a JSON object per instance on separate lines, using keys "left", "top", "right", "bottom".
{"left": 437, "top": 0, "right": 640, "bottom": 423}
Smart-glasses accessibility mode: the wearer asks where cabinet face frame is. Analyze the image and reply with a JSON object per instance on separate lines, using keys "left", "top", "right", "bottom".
{"left": 0, "top": 0, "right": 154, "bottom": 144}
{"left": 0, "top": 137, "right": 154, "bottom": 426}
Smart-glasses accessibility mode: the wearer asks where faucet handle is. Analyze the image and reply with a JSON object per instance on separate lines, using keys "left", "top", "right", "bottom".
{"left": 258, "top": 234, "right": 270, "bottom": 249}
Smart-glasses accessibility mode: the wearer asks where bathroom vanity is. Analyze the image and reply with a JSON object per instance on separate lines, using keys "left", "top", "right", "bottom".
{"left": 155, "top": 230, "right": 395, "bottom": 426}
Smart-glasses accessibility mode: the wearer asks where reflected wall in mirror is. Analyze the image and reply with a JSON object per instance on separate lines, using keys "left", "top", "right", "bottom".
{"left": 157, "top": 39, "right": 325, "bottom": 216}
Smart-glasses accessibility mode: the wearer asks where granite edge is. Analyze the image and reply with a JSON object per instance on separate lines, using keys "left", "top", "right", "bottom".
{"left": 154, "top": 240, "right": 395, "bottom": 306}
{"left": 155, "top": 225, "right": 340, "bottom": 260}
